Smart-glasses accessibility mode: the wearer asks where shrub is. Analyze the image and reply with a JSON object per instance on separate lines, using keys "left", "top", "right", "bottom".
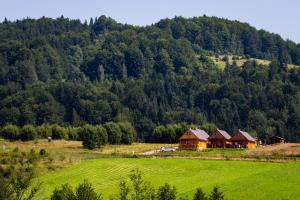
{"left": 66, "top": 127, "right": 79, "bottom": 140}
{"left": 0, "top": 124, "right": 20, "bottom": 140}
{"left": 39, "top": 149, "right": 47, "bottom": 156}
{"left": 95, "top": 125, "right": 108, "bottom": 146}
{"left": 194, "top": 188, "right": 207, "bottom": 200}
{"left": 51, "top": 184, "right": 76, "bottom": 200}
{"left": 76, "top": 180, "right": 102, "bottom": 200}
{"left": 209, "top": 186, "right": 224, "bottom": 200}
{"left": 104, "top": 122, "right": 122, "bottom": 145}
{"left": 36, "top": 124, "right": 52, "bottom": 138}
{"left": 79, "top": 125, "right": 98, "bottom": 149}
{"left": 51, "top": 180, "right": 101, "bottom": 200}
{"left": 157, "top": 183, "right": 177, "bottom": 200}
{"left": 51, "top": 124, "right": 68, "bottom": 139}
{"left": 118, "top": 122, "right": 136, "bottom": 144}
{"left": 20, "top": 125, "right": 37, "bottom": 141}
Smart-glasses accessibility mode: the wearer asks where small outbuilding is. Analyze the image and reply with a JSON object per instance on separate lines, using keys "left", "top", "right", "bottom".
{"left": 208, "top": 129, "right": 231, "bottom": 148}
{"left": 269, "top": 136, "right": 285, "bottom": 144}
{"left": 179, "top": 128, "right": 209, "bottom": 150}
{"left": 230, "top": 130, "right": 256, "bottom": 148}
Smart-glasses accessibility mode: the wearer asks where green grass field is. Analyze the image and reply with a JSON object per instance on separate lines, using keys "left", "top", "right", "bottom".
{"left": 35, "top": 158, "right": 300, "bottom": 200}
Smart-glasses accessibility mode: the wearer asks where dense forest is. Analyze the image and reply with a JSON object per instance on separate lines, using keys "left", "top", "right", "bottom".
{"left": 0, "top": 15, "right": 300, "bottom": 142}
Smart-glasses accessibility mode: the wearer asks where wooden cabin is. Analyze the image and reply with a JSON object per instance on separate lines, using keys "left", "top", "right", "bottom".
{"left": 269, "top": 136, "right": 285, "bottom": 144}
{"left": 230, "top": 130, "right": 256, "bottom": 148}
{"left": 179, "top": 129, "right": 209, "bottom": 150}
{"left": 208, "top": 129, "right": 231, "bottom": 148}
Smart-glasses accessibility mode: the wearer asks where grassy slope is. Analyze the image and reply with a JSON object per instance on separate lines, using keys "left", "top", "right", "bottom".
{"left": 35, "top": 158, "right": 300, "bottom": 200}
{"left": 209, "top": 55, "right": 299, "bottom": 69}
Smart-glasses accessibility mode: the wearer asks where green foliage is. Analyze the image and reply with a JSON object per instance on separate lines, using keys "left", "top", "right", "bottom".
{"left": 156, "top": 183, "right": 176, "bottom": 200}
{"left": 118, "top": 122, "right": 136, "bottom": 144}
{"left": 129, "top": 169, "right": 156, "bottom": 200}
{"left": 0, "top": 124, "right": 20, "bottom": 140}
{"left": 76, "top": 180, "right": 102, "bottom": 200}
{"left": 51, "top": 180, "right": 101, "bottom": 200}
{"left": 79, "top": 124, "right": 108, "bottom": 150}
{"left": 51, "top": 184, "right": 76, "bottom": 200}
{"left": 0, "top": 149, "right": 42, "bottom": 200}
{"left": 20, "top": 124, "right": 37, "bottom": 141}
{"left": 0, "top": 16, "right": 300, "bottom": 142}
{"left": 193, "top": 188, "right": 207, "bottom": 200}
{"left": 51, "top": 125, "right": 68, "bottom": 140}
{"left": 104, "top": 122, "right": 122, "bottom": 145}
{"left": 208, "top": 186, "right": 224, "bottom": 200}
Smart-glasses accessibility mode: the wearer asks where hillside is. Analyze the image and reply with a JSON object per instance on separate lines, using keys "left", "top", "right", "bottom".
{"left": 0, "top": 16, "right": 300, "bottom": 142}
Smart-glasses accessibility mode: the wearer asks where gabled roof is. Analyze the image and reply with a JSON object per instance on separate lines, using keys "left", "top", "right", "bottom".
{"left": 211, "top": 129, "right": 231, "bottom": 140}
{"left": 179, "top": 128, "right": 209, "bottom": 141}
{"left": 192, "top": 129, "right": 210, "bottom": 140}
{"left": 236, "top": 130, "right": 256, "bottom": 142}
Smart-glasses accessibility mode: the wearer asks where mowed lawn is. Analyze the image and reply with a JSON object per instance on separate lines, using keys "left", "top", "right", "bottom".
{"left": 35, "top": 158, "right": 300, "bottom": 200}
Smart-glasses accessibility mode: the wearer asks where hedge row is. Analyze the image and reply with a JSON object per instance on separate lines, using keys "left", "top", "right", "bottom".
{"left": 0, "top": 122, "right": 136, "bottom": 149}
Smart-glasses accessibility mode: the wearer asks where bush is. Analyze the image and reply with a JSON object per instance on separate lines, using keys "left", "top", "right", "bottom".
{"left": 36, "top": 124, "right": 52, "bottom": 138}
{"left": 157, "top": 183, "right": 177, "bottom": 200}
{"left": 194, "top": 188, "right": 207, "bottom": 200}
{"left": 51, "top": 184, "right": 77, "bottom": 200}
{"left": 51, "top": 125, "right": 68, "bottom": 139}
{"left": 66, "top": 127, "right": 79, "bottom": 140}
{"left": 118, "top": 122, "right": 136, "bottom": 144}
{"left": 20, "top": 125, "right": 37, "bottom": 141}
{"left": 95, "top": 125, "right": 108, "bottom": 146}
{"left": 51, "top": 180, "right": 101, "bottom": 200}
{"left": 79, "top": 125, "right": 98, "bottom": 149}
{"left": 209, "top": 186, "right": 224, "bottom": 200}
{"left": 0, "top": 124, "right": 20, "bottom": 140}
{"left": 39, "top": 149, "right": 47, "bottom": 156}
{"left": 104, "top": 122, "right": 122, "bottom": 144}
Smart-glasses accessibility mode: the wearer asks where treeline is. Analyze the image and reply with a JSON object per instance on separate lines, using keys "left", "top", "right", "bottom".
{"left": 152, "top": 123, "right": 217, "bottom": 143}
{"left": 0, "top": 122, "right": 136, "bottom": 149}
{"left": 0, "top": 16, "right": 300, "bottom": 142}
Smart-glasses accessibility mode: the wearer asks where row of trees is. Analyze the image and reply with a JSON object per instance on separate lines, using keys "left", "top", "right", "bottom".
{"left": 50, "top": 169, "right": 224, "bottom": 200}
{"left": 0, "top": 122, "right": 136, "bottom": 149}
{"left": 152, "top": 123, "right": 219, "bottom": 143}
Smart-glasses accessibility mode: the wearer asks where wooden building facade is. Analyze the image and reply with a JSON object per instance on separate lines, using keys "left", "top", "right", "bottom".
{"left": 208, "top": 129, "right": 231, "bottom": 148}
{"left": 230, "top": 130, "right": 256, "bottom": 148}
{"left": 179, "top": 129, "right": 209, "bottom": 150}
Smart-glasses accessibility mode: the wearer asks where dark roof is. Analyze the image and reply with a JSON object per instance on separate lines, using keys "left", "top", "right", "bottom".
{"left": 270, "top": 136, "right": 285, "bottom": 140}
{"left": 238, "top": 130, "right": 256, "bottom": 142}
{"left": 190, "top": 128, "right": 209, "bottom": 141}
{"left": 217, "top": 129, "right": 231, "bottom": 140}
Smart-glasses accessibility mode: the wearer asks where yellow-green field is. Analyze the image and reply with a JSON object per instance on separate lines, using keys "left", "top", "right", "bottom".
{"left": 35, "top": 158, "right": 300, "bottom": 200}
{"left": 1, "top": 140, "right": 300, "bottom": 199}
{"left": 209, "top": 55, "right": 299, "bottom": 70}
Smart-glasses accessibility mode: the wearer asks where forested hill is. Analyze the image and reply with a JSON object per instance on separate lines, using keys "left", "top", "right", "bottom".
{"left": 0, "top": 15, "right": 300, "bottom": 142}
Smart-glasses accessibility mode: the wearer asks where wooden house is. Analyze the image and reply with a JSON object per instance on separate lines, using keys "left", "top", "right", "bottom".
{"left": 179, "top": 129, "right": 209, "bottom": 150}
{"left": 230, "top": 130, "right": 256, "bottom": 148}
{"left": 269, "top": 136, "right": 285, "bottom": 144}
{"left": 208, "top": 129, "right": 231, "bottom": 148}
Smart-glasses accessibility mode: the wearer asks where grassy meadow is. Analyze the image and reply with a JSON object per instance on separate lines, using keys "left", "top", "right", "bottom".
{"left": 209, "top": 55, "right": 299, "bottom": 69}
{"left": 1, "top": 140, "right": 300, "bottom": 199}
{"left": 35, "top": 158, "right": 300, "bottom": 200}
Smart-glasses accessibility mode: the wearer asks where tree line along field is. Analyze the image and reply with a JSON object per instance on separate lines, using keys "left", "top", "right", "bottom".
{"left": 34, "top": 158, "right": 300, "bottom": 200}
